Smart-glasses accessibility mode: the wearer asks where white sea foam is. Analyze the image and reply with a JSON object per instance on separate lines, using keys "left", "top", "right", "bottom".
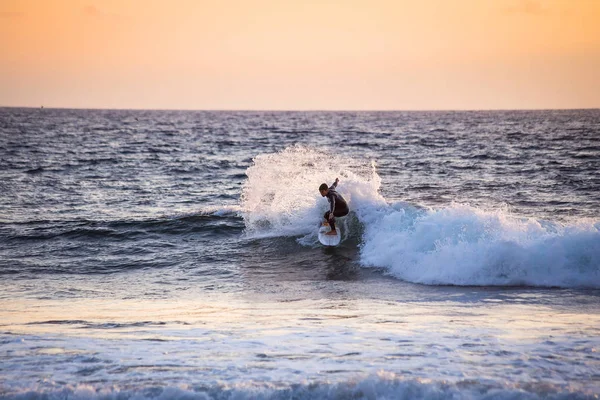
{"left": 241, "top": 145, "right": 381, "bottom": 239}
{"left": 2, "top": 372, "right": 596, "bottom": 400}
{"left": 359, "top": 202, "right": 600, "bottom": 288}
{"left": 201, "top": 205, "right": 243, "bottom": 217}
{"left": 242, "top": 147, "right": 600, "bottom": 288}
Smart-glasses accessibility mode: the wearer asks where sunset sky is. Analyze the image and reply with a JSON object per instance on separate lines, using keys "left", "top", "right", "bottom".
{"left": 1, "top": 0, "right": 599, "bottom": 110}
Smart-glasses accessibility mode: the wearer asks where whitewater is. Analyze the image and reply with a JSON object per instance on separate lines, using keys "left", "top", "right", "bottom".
{"left": 1, "top": 108, "right": 599, "bottom": 399}
{"left": 242, "top": 145, "right": 600, "bottom": 289}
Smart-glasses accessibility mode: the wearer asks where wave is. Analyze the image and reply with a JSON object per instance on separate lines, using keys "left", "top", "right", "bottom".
{"left": 1, "top": 208, "right": 244, "bottom": 243}
{"left": 26, "top": 319, "right": 190, "bottom": 329}
{"left": 1, "top": 372, "right": 596, "bottom": 400}
{"left": 241, "top": 147, "right": 600, "bottom": 288}
{"left": 359, "top": 203, "right": 600, "bottom": 288}
{"left": 0, "top": 207, "right": 245, "bottom": 276}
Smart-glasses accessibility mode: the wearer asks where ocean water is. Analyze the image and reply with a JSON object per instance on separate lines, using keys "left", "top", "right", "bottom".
{"left": 1, "top": 108, "right": 599, "bottom": 399}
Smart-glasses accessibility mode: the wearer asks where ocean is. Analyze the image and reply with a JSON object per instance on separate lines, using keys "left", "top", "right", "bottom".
{"left": 1, "top": 108, "right": 599, "bottom": 399}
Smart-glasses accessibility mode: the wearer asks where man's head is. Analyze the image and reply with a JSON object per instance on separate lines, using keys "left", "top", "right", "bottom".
{"left": 319, "top": 183, "right": 328, "bottom": 197}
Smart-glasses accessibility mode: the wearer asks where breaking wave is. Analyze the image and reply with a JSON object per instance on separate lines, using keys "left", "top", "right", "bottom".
{"left": 241, "top": 146, "right": 600, "bottom": 288}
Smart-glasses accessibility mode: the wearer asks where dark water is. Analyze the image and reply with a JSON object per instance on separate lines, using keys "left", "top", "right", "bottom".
{"left": 0, "top": 108, "right": 599, "bottom": 399}
{"left": 1, "top": 108, "right": 599, "bottom": 278}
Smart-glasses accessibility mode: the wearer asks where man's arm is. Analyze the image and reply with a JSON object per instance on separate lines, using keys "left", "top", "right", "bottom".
{"left": 329, "top": 194, "right": 336, "bottom": 217}
{"left": 330, "top": 177, "right": 339, "bottom": 190}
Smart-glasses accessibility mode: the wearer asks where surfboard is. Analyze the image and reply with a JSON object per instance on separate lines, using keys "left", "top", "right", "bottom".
{"left": 318, "top": 224, "right": 341, "bottom": 246}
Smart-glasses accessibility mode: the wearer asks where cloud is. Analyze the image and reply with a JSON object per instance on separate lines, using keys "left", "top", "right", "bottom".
{"left": 84, "top": 5, "right": 102, "bottom": 17}
{"left": 505, "top": 0, "right": 548, "bottom": 16}
{"left": 0, "top": 11, "right": 25, "bottom": 18}
{"left": 84, "top": 5, "right": 125, "bottom": 19}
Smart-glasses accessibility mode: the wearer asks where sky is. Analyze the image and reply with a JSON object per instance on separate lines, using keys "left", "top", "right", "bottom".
{"left": 1, "top": 0, "right": 599, "bottom": 110}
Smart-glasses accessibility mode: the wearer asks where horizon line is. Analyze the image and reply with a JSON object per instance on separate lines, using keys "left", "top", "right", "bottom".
{"left": 1, "top": 105, "right": 599, "bottom": 113}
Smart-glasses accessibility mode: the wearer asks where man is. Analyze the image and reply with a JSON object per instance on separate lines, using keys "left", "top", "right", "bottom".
{"left": 319, "top": 178, "right": 349, "bottom": 236}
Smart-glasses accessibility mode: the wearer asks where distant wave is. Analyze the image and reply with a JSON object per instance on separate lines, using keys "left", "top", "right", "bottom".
{"left": 1, "top": 372, "right": 596, "bottom": 399}
{"left": 1, "top": 208, "right": 244, "bottom": 243}
{"left": 0, "top": 208, "right": 245, "bottom": 276}
{"left": 26, "top": 319, "right": 190, "bottom": 329}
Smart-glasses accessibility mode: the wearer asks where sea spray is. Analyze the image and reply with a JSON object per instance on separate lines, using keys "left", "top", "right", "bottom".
{"left": 240, "top": 145, "right": 381, "bottom": 239}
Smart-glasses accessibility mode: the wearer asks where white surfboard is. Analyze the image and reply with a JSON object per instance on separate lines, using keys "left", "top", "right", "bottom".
{"left": 318, "top": 224, "right": 341, "bottom": 246}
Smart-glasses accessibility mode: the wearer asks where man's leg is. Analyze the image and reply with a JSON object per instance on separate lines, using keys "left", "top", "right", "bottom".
{"left": 333, "top": 208, "right": 349, "bottom": 218}
{"left": 324, "top": 211, "right": 331, "bottom": 225}
{"left": 329, "top": 216, "right": 336, "bottom": 232}
{"left": 326, "top": 208, "right": 348, "bottom": 234}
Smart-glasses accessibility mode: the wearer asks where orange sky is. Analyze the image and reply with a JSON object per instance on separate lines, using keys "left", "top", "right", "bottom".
{"left": 1, "top": 0, "right": 599, "bottom": 110}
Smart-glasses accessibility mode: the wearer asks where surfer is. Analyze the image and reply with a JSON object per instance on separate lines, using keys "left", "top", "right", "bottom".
{"left": 319, "top": 178, "right": 349, "bottom": 236}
